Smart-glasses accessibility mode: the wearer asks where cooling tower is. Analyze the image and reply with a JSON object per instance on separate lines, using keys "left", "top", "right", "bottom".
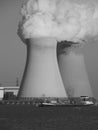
{"left": 58, "top": 44, "right": 93, "bottom": 97}
{"left": 18, "top": 0, "right": 98, "bottom": 98}
{"left": 18, "top": 37, "right": 67, "bottom": 97}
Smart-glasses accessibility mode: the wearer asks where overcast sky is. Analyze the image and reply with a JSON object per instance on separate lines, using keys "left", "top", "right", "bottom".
{"left": 0, "top": 0, "right": 26, "bottom": 86}
{"left": 0, "top": 0, "right": 98, "bottom": 99}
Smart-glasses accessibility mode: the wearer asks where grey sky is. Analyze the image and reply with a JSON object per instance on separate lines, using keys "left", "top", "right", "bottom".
{"left": 0, "top": 0, "right": 98, "bottom": 99}
{"left": 0, "top": 0, "right": 26, "bottom": 85}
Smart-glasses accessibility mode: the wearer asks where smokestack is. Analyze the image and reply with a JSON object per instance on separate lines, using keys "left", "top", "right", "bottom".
{"left": 57, "top": 43, "right": 93, "bottom": 97}
{"left": 18, "top": 37, "right": 67, "bottom": 97}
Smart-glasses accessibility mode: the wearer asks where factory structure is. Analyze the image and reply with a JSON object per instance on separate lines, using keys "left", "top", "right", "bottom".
{"left": 0, "top": 86, "right": 19, "bottom": 100}
{"left": 0, "top": 86, "right": 96, "bottom": 106}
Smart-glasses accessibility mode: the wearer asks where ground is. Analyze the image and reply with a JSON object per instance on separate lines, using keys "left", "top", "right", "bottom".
{"left": 0, "top": 105, "right": 98, "bottom": 130}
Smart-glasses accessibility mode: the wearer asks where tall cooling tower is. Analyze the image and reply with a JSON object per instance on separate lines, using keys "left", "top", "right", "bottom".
{"left": 58, "top": 45, "right": 93, "bottom": 97}
{"left": 18, "top": 38, "right": 67, "bottom": 97}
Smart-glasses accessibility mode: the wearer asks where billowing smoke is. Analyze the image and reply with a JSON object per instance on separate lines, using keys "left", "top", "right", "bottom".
{"left": 19, "top": 0, "right": 98, "bottom": 43}
{"left": 18, "top": 0, "right": 97, "bottom": 98}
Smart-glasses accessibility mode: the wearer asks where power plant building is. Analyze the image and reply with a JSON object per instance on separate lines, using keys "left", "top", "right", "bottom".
{"left": 0, "top": 86, "right": 19, "bottom": 100}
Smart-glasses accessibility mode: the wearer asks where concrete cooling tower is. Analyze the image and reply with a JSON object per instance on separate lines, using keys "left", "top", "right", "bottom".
{"left": 18, "top": 38, "right": 67, "bottom": 97}
{"left": 18, "top": 0, "right": 98, "bottom": 98}
{"left": 57, "top": 42, "right": 93, "bottom": 97}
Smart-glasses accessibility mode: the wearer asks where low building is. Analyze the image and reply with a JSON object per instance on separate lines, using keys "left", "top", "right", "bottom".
{"left": 0, "top": 87, "right": 4, "bottom": 100}
{"left": 0, "top": 86, "right": 19, "bottom": 100}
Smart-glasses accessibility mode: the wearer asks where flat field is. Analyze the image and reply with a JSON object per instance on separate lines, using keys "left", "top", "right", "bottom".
{"left": 0, "top": 105, "right": 98, "bottom": 130}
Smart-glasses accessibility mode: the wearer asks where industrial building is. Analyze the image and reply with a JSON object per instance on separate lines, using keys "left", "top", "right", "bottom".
{"left": 0, "top": 86, "right": 19, "bottom": 100}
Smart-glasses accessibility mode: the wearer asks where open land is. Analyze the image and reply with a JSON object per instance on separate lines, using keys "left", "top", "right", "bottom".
{"left": 0, "top": 105, "right": 98, "bottom": 130}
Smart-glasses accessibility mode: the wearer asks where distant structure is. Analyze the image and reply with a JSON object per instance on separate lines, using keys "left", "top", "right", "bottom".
{"left": 57, "top": 41, "right": 93, "bottom": 97}
{"left": 0, "top": 86, "right": 19, "bottom": 100}
{"left": 16, "top": 77, "right": 19, "bottom": 86}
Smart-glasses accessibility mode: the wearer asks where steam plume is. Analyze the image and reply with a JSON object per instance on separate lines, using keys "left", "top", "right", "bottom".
{"left": 18, "top": 0, "right": 97, "bottom": 97}
{"left": 19, "top": 0, "right": 98, "bottom": 43}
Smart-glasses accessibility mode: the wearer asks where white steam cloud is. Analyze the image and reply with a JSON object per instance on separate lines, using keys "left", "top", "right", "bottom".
{"left": 19, "top": 0, "right": 98, "bottom": 43}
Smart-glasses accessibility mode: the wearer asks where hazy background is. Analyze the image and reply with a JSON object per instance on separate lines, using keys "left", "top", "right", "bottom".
{"left": 0, "top": 0, "right": 98, "bottom": 99}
